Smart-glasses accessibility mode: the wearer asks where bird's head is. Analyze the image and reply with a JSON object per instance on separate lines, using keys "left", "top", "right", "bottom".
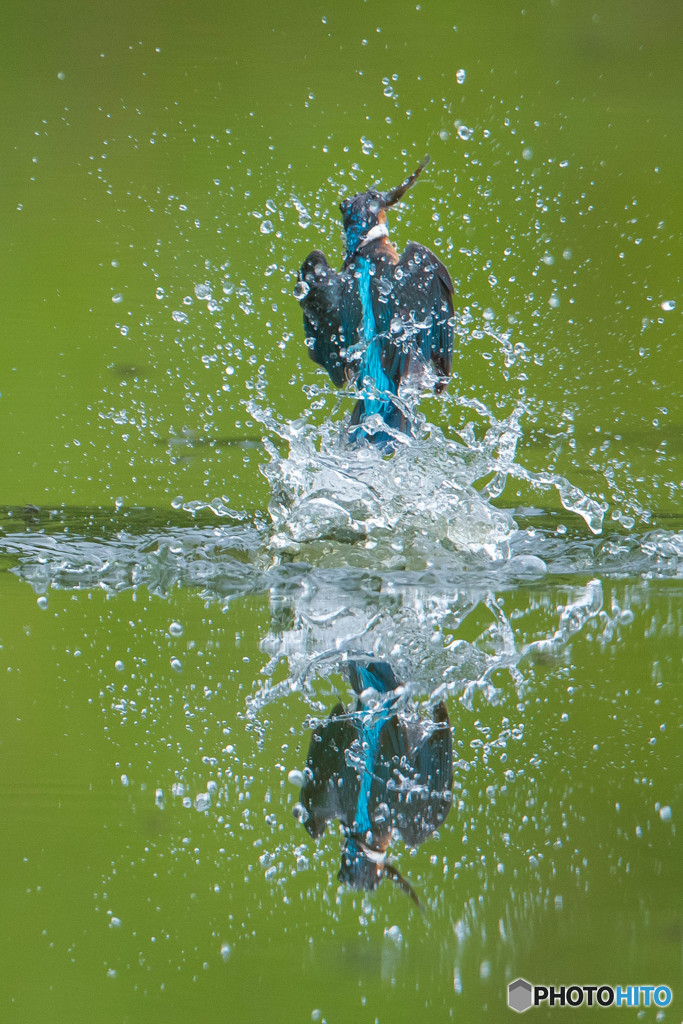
{"left": 340, "top": 155, "right": 430, "bottom": 256}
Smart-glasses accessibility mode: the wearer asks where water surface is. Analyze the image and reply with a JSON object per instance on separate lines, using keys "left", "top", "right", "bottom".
{"left": 1, "top": 0, "right": 681, "bottom": 1021}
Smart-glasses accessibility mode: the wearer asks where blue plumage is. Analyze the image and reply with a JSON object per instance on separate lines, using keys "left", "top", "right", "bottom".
{"left": 296, "top": 157, "right": 455, "bottom": 452}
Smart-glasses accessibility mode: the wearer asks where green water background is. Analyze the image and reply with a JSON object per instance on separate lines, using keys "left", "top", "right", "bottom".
{"left": 1, "top": 0, "right": 681, "bottom": 1021}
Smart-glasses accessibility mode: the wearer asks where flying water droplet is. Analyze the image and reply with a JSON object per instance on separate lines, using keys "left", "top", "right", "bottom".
{"left": 260, "top": 220, "right": 274, "bottom": 234}
{"left": 292, "top": 802, "right": 309, "bottom": 823}
{"left": 456, "top": 68, "right": 466, "bottom": 84}
{"left": 194, "top": 792, "right": 211, "bottom": 812}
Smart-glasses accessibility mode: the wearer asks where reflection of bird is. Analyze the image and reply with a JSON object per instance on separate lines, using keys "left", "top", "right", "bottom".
{"left": 296, "top": 157, "right": 454, "bottom": 452}
{"left": 297, "top": 659, "right": 453, "bottom": 904}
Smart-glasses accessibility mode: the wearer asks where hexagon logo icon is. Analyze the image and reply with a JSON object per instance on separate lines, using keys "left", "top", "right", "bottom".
{"left": 508, "top": 978, "right": 533, "bottom": 1013}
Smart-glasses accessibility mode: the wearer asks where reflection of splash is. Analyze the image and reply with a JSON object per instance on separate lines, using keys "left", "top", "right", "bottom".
{"left": 251, "top": 570, "right": 608, "bottom": 721}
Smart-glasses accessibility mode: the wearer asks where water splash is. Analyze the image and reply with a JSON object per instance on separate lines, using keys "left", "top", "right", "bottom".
{"left": 249, "top": 390, "right": 606, "bottom": 572}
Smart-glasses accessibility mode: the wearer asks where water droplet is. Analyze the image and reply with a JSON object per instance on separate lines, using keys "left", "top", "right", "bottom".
{"left": 287, "top": 769, "right": 305, "bottom": 786}
{"left": 292, "top": 802, "right": 309, "bottom": 824}
{"left": 659, "top": 805, "right": 672, "bottom": 821}
{"left": 155, "top": 286, "right": 165, "bottom": 299}
{"left": 361, "top": 136, "right": 374, "bottom": 155}
{"left": 114, "top": 659, "right": 124, "bottom": 671}
{"left": 220, "top": 943, "right": 232, "bottom": 961}
{"left": 172, "top": 310, "right": 189, "bottom": 323}
{"left": 37, "top": 596, "right": 48, "bottom": 610}
{"left": 522, "top": 147, "right": 533, "bottom": 161}
{"left": 112, "top": 293, "right": 123, "bottom": 303}
{"left": 457, "top": 124, "right": 472, "bottom": 141}
{"left": 109, "top": 917, "right": 122, "bottom": 928}
{"left": 168, "top": 621, "right": 183, "bottom": 637}
{"left": 194, "top": 792, "right": 211, "bottom": 812}
{"left": 170, "top": 657, "right": 182, "bottom": 672}
{"left": 661, "top": 299, "right": 676, "bottom": 311}
{"left": 260, "top": 220, "right": 274, "bottom": 234}
{"left": 293, "top": 281, "right": 309, "bottom": 301}
{"left": 57, "top": 71, "right": 65, "bottom": 80}
{"left": 456, "top": 68, "right": 466, "bottom": 84}
{"left": 549, "top": 293, "right": 560, "bottom": 308}
{"left": 195, "top": 282, "right": 212, "bottom": 299}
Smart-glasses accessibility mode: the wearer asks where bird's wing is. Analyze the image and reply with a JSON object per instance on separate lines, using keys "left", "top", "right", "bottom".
{"left": 377, "top": 242, "right": 454, "bottom": 389}
{"left": 376, "top": 702, "right": 453, "bottom": 847}
{"left": 297, "top": 251, "right": 361, "bottom": 387}
{"left": 299, "top": 704, "right": 360, "bottom": 838}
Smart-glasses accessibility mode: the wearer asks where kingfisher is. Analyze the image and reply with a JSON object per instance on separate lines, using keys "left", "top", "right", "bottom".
{"left": 296, "top": 659, "right": 453, "bottom": 904}
{"left": 296, "top": 156, "right": 455, "bottom": 452}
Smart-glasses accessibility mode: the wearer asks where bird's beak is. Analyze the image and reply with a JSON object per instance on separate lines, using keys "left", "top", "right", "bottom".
{"left": 382, "top": 155, "right": 430, "bottom": 207}
{"left": 383, "top": 862, "right": 423, "bottom": 910}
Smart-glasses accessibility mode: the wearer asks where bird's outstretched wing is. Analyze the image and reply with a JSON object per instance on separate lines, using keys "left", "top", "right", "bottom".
{"left": 299, "top": 704, "right": 360, "bottom": 838}
{"left": 374, "top": 701, "right": 453, "bottom": 848}
{"left": 297, "top": 251, "right": 361, "bottom": 387}
{"left": 378, "top": 242, "right": 454, "bottom": 391}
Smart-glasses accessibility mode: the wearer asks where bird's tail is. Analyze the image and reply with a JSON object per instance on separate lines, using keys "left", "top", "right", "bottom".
{"left": 349, "top": 396, "right": 413, "bottom": 451}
